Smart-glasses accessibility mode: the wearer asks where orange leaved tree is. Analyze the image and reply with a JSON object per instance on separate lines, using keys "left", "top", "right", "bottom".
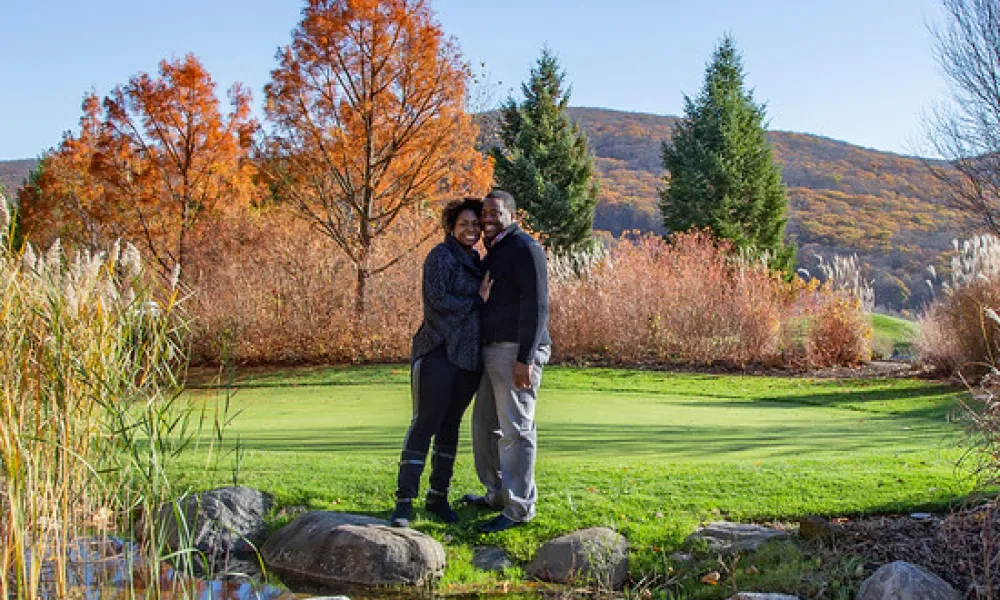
{"left": 19, "top": 54, "right": 258, "bottom": 280}
{"left": 18, "top": 94, "right": 129, "bottom": 250}
{"left": 263, "top": 0, "right": 491, "bottom": 316}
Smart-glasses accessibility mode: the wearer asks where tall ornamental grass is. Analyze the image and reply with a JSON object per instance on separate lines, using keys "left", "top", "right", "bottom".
{"left": 0, "top": 191, "right": 207, "bottom": 598}
{"left": 918, "top": 234, "right": 1000, "bottom": 376}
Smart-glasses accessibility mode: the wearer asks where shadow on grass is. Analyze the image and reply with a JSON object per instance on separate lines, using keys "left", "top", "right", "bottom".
{"left": 748, "top": 383, "right": 962, "bottom": 419}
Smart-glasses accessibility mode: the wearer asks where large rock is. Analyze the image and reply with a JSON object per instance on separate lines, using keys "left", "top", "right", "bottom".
{"left": 686, "top": 522, "right": 788, "bottom": 554}
{"left": 857, "top": 561, "right": 960, "bottom": 600}
{"left": 261, "top": 511, "right": 445, "bottom": 589}
{"left": 156, "top": 486, "right": 272, "bottom": 576}
{"left": 525, "top": 527, "right": 628, "bottom": 589}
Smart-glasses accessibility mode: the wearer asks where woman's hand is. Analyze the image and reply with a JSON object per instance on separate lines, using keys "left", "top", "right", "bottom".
{"left": 479, "top": 272, "right": 493, "bottom": 302}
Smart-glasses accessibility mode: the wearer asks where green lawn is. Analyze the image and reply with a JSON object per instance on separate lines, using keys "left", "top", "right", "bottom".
{"left": 871, "top": 313, "right": 920, "bottom": 357}
{"left": 176, "top": 364, "right": 975, "bottom": 595}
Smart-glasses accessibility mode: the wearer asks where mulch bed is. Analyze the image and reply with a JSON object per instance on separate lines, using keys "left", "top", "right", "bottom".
{"left": 816, "top": 501, "right": 1000, "bottom": 596}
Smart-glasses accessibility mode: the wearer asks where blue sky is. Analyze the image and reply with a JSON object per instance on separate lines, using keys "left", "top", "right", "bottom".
{"left": 0, "top": 0, "right": 948, "bottom": 160}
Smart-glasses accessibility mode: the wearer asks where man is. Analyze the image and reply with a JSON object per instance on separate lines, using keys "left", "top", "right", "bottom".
{"left": 463, "top": 190, "right": 551, "bottom": 533}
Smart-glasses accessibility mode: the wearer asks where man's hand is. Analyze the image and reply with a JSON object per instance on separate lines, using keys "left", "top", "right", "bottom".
{"left": 479, "top": 271, "right": 493, "bottom": 302}
{"left": 513, "top": 361, "right": 533, "bottom": 390}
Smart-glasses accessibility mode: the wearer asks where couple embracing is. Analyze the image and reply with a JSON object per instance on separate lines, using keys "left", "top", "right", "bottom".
{"left": 390, "top": 190, "right": 551, "bottom": 534}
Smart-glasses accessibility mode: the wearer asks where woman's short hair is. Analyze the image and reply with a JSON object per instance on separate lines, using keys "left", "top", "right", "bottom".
{"left": 441, "top": 197, "right": 484, "bottom": 232}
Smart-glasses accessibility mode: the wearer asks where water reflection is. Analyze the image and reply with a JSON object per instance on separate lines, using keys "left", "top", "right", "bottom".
{"left": 34, "top": 537, "right": 297, "bottom": 600}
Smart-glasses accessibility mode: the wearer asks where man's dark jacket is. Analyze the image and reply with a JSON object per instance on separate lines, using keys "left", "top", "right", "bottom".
{"left": 482, "top": 224, "right": 551, "bottom": 364}
{"left": 411, "top": 236, "right": 484, "bottom": 371}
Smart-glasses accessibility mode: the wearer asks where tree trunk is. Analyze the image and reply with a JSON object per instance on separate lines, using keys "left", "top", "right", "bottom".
{"left": 355, "top": 265, "right": 368, "bottom": 320}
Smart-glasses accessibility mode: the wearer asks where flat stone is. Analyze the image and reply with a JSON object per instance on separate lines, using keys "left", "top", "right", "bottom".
{"left": 728, "top": 594, "right": 801, "bottom": 600}
{"left": 687, "top": 522, "right": 788, "bottom": 554}
{"left": 472, "top": 546, "right": 513, "bottom": 572}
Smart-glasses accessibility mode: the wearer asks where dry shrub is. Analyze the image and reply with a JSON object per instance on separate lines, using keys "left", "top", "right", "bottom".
{"left": 802, "top": 292, "right": 872, "bottom": 367}
{"left": 550, "top": 231, "right": 789, "bottom": 366}
{"left": 917, "top": 278, "right": 1000, "bottom": 376}
{"left": 186, "top": 207, "right": 431, "bottom": 364}
{"left": 185, "top": 221, "right": 870, "bottom": 369}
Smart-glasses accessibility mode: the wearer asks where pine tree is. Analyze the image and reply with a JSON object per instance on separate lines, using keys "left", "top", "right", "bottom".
{"left": 492, "top": 48, "right": 599, "bottom": 253}
{"left": 659, "top": 35, "right": 794, "bottom": 272}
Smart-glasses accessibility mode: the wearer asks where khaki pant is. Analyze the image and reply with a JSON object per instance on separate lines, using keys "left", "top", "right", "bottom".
{"left": 471, "top": 342, "right": 550, "bottom": 522}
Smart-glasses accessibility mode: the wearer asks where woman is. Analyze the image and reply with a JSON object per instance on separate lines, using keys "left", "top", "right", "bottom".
{"left": 391, "top": 198, "right": 492, "bottom": 527}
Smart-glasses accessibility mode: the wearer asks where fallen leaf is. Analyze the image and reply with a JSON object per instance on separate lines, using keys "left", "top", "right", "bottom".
{"left": 701, "top": 571, "right": 720, "bottom": 585}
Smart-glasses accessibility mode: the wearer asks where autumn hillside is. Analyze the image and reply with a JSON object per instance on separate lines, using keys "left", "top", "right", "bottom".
{"left": 0, "top": 160, "right": 34, "bottom": 197}
{"left": 0, "top": 108, "right": 975, "bottom": 310}
{"left": 570, "top": 107, "right": 974, "bottom": 310}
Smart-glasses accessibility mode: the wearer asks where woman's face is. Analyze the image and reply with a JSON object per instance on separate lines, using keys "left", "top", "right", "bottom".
{"left": 452, "top": 209, "right": 481, "bottom": 248}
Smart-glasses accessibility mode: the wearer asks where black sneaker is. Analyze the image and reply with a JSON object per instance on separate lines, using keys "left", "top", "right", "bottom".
{"left": 479, "top": 514, "right": 521, "bottom": 533}
{"left": 426, "top": 497, "right": 459, "bottom": 523}
{"left": 390, "top": 500, "right": 414, "bottom": 528}
{"left": 461, "top": 493, "right": 502, "bottom": 511}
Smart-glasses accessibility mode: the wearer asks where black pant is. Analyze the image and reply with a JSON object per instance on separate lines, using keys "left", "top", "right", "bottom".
{"left": 396, "top": 345, "right": 480, "bottom": 501}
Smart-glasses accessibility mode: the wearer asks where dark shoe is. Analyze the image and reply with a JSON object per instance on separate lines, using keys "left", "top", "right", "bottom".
{"left": 479, "top": 514, "right": 521, "bottom": 534}
{"left": 426, "top": 497, "right": 459, "bottom": 523}
{"left": 390, "top": 500, "right": 414, "bottom": 528}
{"left": 461, "top": 493, "right": 501, "bottom": 511}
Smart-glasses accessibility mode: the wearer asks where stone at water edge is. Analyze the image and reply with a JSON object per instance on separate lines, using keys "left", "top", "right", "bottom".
{"left": 472, "top": 546, "right": 513, "bottom": 572}
{"left": 261, "top": 511, "right": 446, "bottom": 589}
{"left": 857, "top": 561, "right": 960, "bottom": 600}
{"left": 525, "top": 527, "right": 628, "bottom": 588}
{"left": 686, "top": 521, "right": 788, "bottom": 553}
{"left": 154, "top": 486, "right": 272, "bottom": 577}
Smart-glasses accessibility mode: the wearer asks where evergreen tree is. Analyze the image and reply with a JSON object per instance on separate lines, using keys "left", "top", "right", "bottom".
{"left": 659, "top": 35, "right": 794, "bottom": 272}
{"left": 492, "top": 48, "right": 599, "bottom": 253}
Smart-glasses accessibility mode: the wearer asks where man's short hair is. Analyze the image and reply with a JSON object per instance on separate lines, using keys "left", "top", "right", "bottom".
{"left": 441, "top": 197, "right": 484, "bottom": 233}
{"left": 485, "top": 190, "right": 516, "bottom": 213}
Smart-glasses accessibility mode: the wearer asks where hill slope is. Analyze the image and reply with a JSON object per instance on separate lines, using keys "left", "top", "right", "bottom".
{"left": 0, "top": 159, "right": 35, "bottom": 198}
{"left": 569, "top": 107, "right": 973, "bottom": 309}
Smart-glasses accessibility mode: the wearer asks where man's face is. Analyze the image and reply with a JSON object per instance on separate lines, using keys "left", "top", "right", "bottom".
{"left": 482, "top": 197, "right": 513, "bottom": 244}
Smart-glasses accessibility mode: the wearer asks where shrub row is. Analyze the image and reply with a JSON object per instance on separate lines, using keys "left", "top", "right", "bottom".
{"left": 186, "top": 212, "right": 870, "bottom": 369}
